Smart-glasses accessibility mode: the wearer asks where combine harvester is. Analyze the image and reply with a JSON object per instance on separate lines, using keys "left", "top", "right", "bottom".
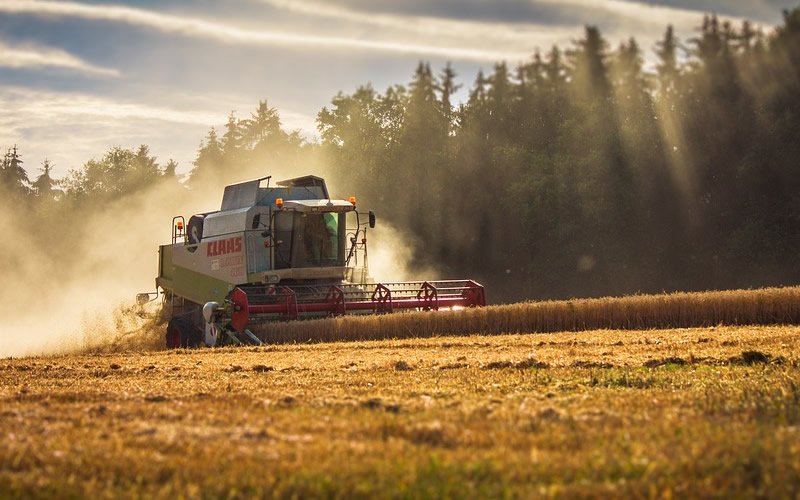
{"left": 143, "top": 175, "right": 486, "bottom": 348}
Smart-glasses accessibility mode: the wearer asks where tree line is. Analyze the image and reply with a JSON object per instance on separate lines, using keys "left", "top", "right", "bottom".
{"left": 3, "top": 9, "right": 799, "bottom": 302}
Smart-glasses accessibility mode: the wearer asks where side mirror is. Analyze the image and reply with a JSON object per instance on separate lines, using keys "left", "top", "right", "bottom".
{"left": 368, "top": 210, "right": 376, "bottom": 229}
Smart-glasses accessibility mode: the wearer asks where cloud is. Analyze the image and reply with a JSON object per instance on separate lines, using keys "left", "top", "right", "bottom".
{"left": 1, "top": 0, "right": 773, "bottom": 71}
{"left": 637, "top": 0, "right": 797, "bottom": 24}
{"left": 0, "top": 87, "right": 317, "bottom": 177}
{"left": 0, "top": 87, "right": 221, "bottom": 126}
{"left": 257, "top": 0, "right": 576, "bottom": 47}
{"left": 0, "top": 0, "right": 531, "bottom": 61}
{"left": 552, "top": 0, "right": 750, "bottom": 27}
{"left": 254, "top": 0, "right": 764, "bottom": 62}
{"left": 0, "top": 41, "right": 119, "bottom": 76}
{"left": 293, "top": 0, "right": 772, "bottom": 26}
{"left": 0, "top": 87, "right": 211, "bottom": 175}
{"left": 268, "top": 0, "right": 755, "bottom": 30}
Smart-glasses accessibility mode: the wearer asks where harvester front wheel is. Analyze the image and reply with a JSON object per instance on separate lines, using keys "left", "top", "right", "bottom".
{"left": 165, "top": 316, "right": 203, "bottom": 349}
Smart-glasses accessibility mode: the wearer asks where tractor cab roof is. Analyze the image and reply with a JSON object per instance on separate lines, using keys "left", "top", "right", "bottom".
{"left": 220, "top": 175, "right": 332, "bottom": 211}
{"left": 276, "top": 175, "right": 329, "bottom": 198}
{"left": 281, "top": 199, "right": 355, "bottom": 213}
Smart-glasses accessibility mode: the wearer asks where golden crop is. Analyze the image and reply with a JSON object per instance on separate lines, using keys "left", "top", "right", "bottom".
{"left": 253, "top": 286, "right": 800, "bottom": 344}
{"left": 1, "top": 324, "right": 799, "bottom": 498}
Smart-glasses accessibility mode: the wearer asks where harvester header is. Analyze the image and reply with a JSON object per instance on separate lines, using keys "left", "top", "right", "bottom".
{"left": 147, "top": 174, "right": 486, "bottom": 348}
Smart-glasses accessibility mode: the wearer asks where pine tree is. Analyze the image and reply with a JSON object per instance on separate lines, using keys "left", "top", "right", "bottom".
{"left": 467, "top": 70, "right": 488, "bottom": 109}
{"left": 1, "top": 145, "right": 30, "bottom": 196}
{"left": 458, "top": 70, "right": 489, "bottom": 136}
{"left": 222, "top": 112, "right": 243, "bottom": 166}
{"left": 190, "top": 128, "right": 224, "bottom": 184}
{"left": 131, "top": 144, "right": 160, "bottom": 189}
{"left": 243, "top": 100, "right": 281, "bottom": 148}
{"left": 437, "top": 63, "right": 460, "bottom": 133}
{"left": 403, "top": 63, "right": 447, "bottom": 194}
{"left": 31, "top": 159, "right": 58, "bottom": 200}
{"left": 655, "top": 25, "right": 680, "bottom": 95}
{"left": 568, "top": 25, "right": 612, "bottom": 103}
{"left": 486, "top": 62, "right": 515, "bottom": 146}
{"left": 163, "top": 159, "right": 179, "bottom": 178}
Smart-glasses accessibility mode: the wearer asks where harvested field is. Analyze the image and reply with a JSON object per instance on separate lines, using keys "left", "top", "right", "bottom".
{"left": 2, "top": 325, "right": 800, "bottom": 498}
{"left": 253, "top": 286, "right": 800, "bottom": 343}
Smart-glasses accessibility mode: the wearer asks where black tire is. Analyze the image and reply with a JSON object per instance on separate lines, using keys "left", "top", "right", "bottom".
{"left": 187, "top": 215, "right": 205, "bottom": 245}
{"left": 165, "top": 315, "right": 204, "bottom": 349}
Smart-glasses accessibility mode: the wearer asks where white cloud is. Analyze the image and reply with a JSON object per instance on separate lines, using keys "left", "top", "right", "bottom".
{"left": 0, "top": 87, "right": 209, "bottom": 175}
{"left": 257, "top": 0, "right": 575, "bottom": 49}
{"left": 550, "top": 0, "right": 751, "bottom": 32}
{"left": 1, "top": 0, "right": 770, "bottom": 71}
{"left": 0, "top": 41, "right": 119, "bottom": 76}
{"left": 4, "top": 90, "right": 218, "bottom": 125}
{"left": 254, "top": 0, "right": 763, "bottom": 62}
{"left": 0, "top": 87, "right": 317, "bottom": 177}
{"left": 0, "top": 0, "right": 531, "bottom": 61}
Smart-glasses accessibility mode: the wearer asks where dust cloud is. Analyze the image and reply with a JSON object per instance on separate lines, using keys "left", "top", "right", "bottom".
{"left": 1, "top": 180, "right": 200, "bottom": 358}
{"left": 366, "top": 223, "right": 439, "bottom": 283}
{"left": 1, "top": 158, "right": 422, "bottom": 358}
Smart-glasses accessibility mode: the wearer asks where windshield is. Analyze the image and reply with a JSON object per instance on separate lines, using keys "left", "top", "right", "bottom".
{"left": 274, "top": 211, "right": 294, "bottom": 269}
{"left": 274, "top": 212, "right": 343, "bottom": 269}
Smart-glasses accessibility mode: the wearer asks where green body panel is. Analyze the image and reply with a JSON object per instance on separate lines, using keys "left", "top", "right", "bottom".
{"left": 157, "top": 243, "right": 258, "bottom": 305}
{"left": 169, "top": 264, "right": 237, "bottom": 305}
{"left": 158, "top": 244, "right": 173, "bottom": 282}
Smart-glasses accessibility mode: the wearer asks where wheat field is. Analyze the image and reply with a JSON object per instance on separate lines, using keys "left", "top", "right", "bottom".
{"left": 2, "top": 324, "right": 799, "bottom": 498}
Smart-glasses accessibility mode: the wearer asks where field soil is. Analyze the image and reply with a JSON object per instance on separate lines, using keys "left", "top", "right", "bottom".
{"left": 2, "top": 325, "right": 799, "bottom": 498}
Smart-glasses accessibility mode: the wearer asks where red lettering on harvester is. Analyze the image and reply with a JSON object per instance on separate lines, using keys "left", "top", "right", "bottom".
{"left": 206, "top": 237, "right": 243, "bottom": 258}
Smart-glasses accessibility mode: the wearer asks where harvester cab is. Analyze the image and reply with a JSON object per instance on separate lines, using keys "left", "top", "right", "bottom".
{"left": 153, "top": 174, "right": 486, "bottom": 348}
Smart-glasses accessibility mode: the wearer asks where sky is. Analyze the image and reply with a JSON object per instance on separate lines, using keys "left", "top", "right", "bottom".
{"left": 1, "top": 0, "right": 797, "bottom": 179}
